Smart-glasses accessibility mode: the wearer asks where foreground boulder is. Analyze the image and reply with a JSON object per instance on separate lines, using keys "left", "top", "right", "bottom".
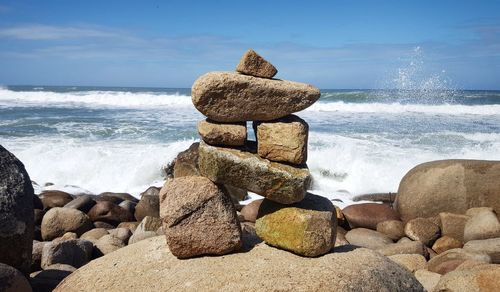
{"left": 0, "top": 146, "right": 34, "bottom": 275}
{"left": 54, "top": 236, "right": 424, "bottom": 291}
{"left": 191, "top": 72, "right": 321, "bottom": 122}
{"left": 395, "top": 159, "right": 500, "bottom": 221}
{"left": 41, "top": 207, "right": 93, "bottom": 241}
{"left": 199, "top": 142, "right": 311, "bottom": 204}
{"left": 236, "top": 48, "right": 277, "bottom": 78}
{"left": 0, "top": 263, "right": 32, "bottom": 292}
{"left": 434, "top": 263, "right": 500, "bottom": 291}
{"left": 160, "top": 176, "right": 241, "bottom": 258}
{"left": 255, "top": 193, "right": 337, "bottom": 257}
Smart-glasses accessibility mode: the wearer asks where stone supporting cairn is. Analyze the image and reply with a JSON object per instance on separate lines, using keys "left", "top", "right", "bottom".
{"left": 160, "top": 49, "right": 338, "bottom": 258}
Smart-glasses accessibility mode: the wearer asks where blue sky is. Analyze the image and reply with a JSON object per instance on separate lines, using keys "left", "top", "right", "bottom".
{"left": 0, "top": 1, "right": 499, "bottom": 89}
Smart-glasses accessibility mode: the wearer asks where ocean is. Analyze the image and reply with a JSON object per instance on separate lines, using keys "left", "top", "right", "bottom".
{"left": 1, "top": 85, "right": 500, "bottom": 206}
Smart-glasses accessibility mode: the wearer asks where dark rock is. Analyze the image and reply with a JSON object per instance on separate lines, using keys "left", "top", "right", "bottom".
{"left": 352, "top": 192, "right": 397, "bottom": 204}
{"left": 87, "top": 201, "right": 134, "bottom": 226}
{"left": 34, "top": 209, "right": 45, "bottom": 225}
{"left": 64, "top": 195, "right": 96, "bottom": 213}
{"left": 0, "top": 145, "right": 34, "bottom": 275}
{"left": 118, "top": 200, "right": 137, "bottom": 214}
{"left": 0, "top": 263, "right": 32, "bottom": 292}
{"left": 33, "top": 194, "right": 43, "bottom": 210}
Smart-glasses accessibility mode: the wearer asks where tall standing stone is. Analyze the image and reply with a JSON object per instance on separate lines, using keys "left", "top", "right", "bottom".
{"left": 0, "top": 146, "right": 34, "bottom": 275}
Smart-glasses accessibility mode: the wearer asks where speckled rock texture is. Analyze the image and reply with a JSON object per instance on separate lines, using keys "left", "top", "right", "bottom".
{"left": 236, "top": 49, "right": 277, "bottom": 78}
{"left": 198, "top": 119, "right": 246, "bottom": 146}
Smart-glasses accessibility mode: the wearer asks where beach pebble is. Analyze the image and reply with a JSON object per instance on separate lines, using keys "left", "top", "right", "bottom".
{"left": 64, "top": 194, "right": 96, "bottom": 213}
{"left": 236, "top": 48, "right": 277, "bottom": 78}
{"left": 342, "top": 203, "right": 400, "bottom": 230}
{"left": 253, "top": 115, "right": 309, "bottom": 165}
{"left": 463, "top": 207, "right": 500, "bottom": 242}
{"left": 160, "top": 176, "right": 241, "bottom": 258}
{"left": 199, "top": 141, "right": 310, "bottom": 204}
{"left": 87, "top": 201, "right": 134, "bottom": 226}
{"left": 345, "top": 228, "right": 393, "bottom": 249}
{"left": 432, "top": 236, "right": 463, "bottom": 254}
{"left": 191, "top": 71, "right": 320, "bottom": 122}
{"left": 463, "top": 238, "right": 500, "bottom": 263}
{"left": 439, "top": 212, "right": 469, "bottom": 243}
{"left": 0, "top": 146, "right": 35, "bottom": 274}
{"left": 41, "top": 239, "right": 93, "bottom": 269}
{"left": 40, "top": 190, "right": 73, "bottom": 210}
{"left": 198, "top": 119, "right": 247, "bottom": 146}
{"left": 240, "top": 199, "right": 263, "bottom": 222}
{"left": 377, "top": 220, "right": 405, "bottom": 240}
{"left": 427, "top": 248, "right": 491, "bottom": 274}
{"left": 256, "top": 193, "right": 336, "bottom": 257}
{"left": 404, "top": 217, "right": 440, "bottom": 246}
{"left": 395, "top": 160, "right": 500, "bottom": 222}
{"left": 41, "top": 207, "right": 93, "bottom": 241}
{"left": 0, "top": 263, "right": 32, "bottom": 292}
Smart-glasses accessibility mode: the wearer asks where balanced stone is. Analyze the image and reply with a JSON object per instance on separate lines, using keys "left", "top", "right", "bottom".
{"left": 198, "top": 119, "right": 246, "bottom": 146}
{"left": 236, "top": 49, "right": 277, "bottom": 78}
{"left": 395, "top": 159, "right": 500, "bottom": 222}
{"left": 160, "top": 176, "right": 241, "bottom": 258}
{"left": 191, "top": 72, "right": 321, "bottom": 122}
{"left": 255, "top": 193, "right": 337, "bottom": 257}
{"left": 253, "top": 114, "right": 308, "bottom": 165}
{"left": 0, "top": 146, "right": 34, "bottom": 275}
{"left": 198, "top": 141, "right": 311, "bottom": 204}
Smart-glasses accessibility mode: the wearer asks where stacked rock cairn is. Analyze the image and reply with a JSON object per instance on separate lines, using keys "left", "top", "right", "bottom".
{"left": 160, "top": 49, "right": 338, "bottom": 258}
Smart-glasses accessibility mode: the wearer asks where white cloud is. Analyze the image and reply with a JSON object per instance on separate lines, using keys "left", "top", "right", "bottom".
{"left": 0, "top": 24, "right": 117, "bottom": 40}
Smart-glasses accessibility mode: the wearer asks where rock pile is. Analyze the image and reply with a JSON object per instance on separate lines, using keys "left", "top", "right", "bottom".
{"left": 159, "top": 49, "right": 337, "bottom": 258}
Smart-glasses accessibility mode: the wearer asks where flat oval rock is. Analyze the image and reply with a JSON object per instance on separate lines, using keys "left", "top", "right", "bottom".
{"left": 191, "top": 71, "right": 321, "bottom": 122}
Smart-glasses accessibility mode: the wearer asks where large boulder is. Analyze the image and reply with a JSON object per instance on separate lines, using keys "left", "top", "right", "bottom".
{"left": 191, "top": 71, "right": 321, "bottom": 122}
{"left": 41, "top": 239, "right": 93, "bottom": 269}
{"left": 160, "top": 176, "right": 242, "bottom": 258}
{"left": 395, "top": 160, "right": 500, "bottom": 222}
{"left": 253, "top": 115, "right": 309, "bottom": 165}
{"left": 0, "top": 146, "right": 34, "bottom": 275}
{"left": 434, "top": 263, "right": 500, "bottom": 291}
{"left": 236, "top": 48, "right": 277, "bottom": 78}
{"left": 199, "top": 141, "right": 311, "bottom": 204}
{"left": 255, "top": 193, "right": 336, "bottom": 257}
{"left": 87, "top": 201, "right": 134, "bottom": 226}
{"left": 342, "top": 203, "right": 400, "bottom": 230}
{"left": 96, "top": 192, "right": 138, "bottom": 204}
{"left": 198, "top": 119, "right": 247, "bottom": 146}
{"left": 41, "top": 207, "right": 93, "bottom": 241}
{"left": 30, "top": 264, "right": 75, "bottom": 292}
{"left": 54, "top": 236, "right": 424, "bottom": 291}
{"left": 0, "top": 263, "right": 32, "bottom": 292}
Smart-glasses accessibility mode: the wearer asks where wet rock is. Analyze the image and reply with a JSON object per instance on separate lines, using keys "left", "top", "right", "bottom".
{"left": 134, "top": 192, "right": 159, "bottom": 222}
{"left": 256, "top": 193, "right": 336, "bottom": 257}
{"left": 0, "top": 146, "right": 35, "bottom": 275}
{"left": 118, "top": 200, "right": 136, "bottom": 214}
{"left": 191, "top": 71, "right": 321, "bottom": 122}
{"left": 199, "top": 141, "right": 311, "bottom": 204}
{"left": 173, "top": 142, "right": 200, "bottom": 177}
{"left": 253, "top": 115, "right": 308, "bottom": 165}
{"left": 41, "top": 207, "right": 93, "bottom": 241}
{"left": 87, "top": 201, "right": 134, "bottom": 226}
{"left": 96, "top": 192, "right": 138, "bottom": 204}
{"left": 160, "top": 176, "right": 241, "bottom": 258}
{"left": 198, "top": 119, "right": 246, "bottom": 146}
{"left": 64, "top": 195, "right": 96, "bottom": 213}
{"left": 236, "top": 48, "right": 277, "bottom": 78}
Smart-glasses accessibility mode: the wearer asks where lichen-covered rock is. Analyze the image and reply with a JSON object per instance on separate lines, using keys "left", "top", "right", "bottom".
{"left": 198, "top": 119, "right": 246, "bottom": 146}
{"left": 253, "top": 115, "right": 308, "bottom": 165}
{"left": 0, "top": 146, "right": 34, "bottom": 275}
{"left": 199, "top": 141, "right": 311, "bottom": 204}
{"left": 255, "top": 193, "right": 336, "bottom": 257}
{"left": 395, "top": 159, "right": 500, "bottom": 222}
{"left": 160, "top": 176, "right": 241, "bottom": 258}
{"left": 54, "top": 236, "right": 424, "bottom": 292}
{"left": 191, "top": 71, "right": 320, "bottom": 122}
{"left": 41, "top": 207, "right": 93, "bottom": 241}
{"left": 236, "top": 49, "right": 277, "bottom": 78}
